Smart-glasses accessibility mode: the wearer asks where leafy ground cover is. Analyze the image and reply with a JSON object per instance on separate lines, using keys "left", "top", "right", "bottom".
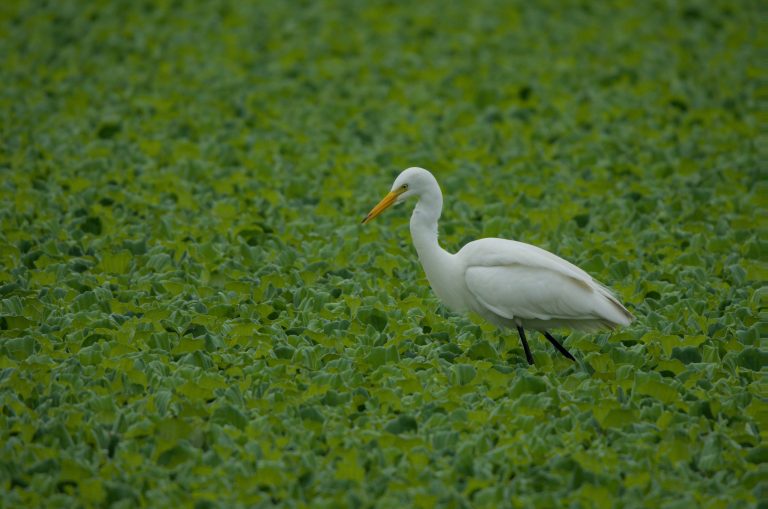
{"left": 1, "top": 0, "right": 765, "bottom": 507}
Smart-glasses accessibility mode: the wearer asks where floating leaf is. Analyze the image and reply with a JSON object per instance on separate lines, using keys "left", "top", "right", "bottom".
{"left": 98, "top": 250, "right": 133, "bottom": 274}
{"left": 451, "top": 364, "right": 477, "bottom": 386}
{"left": 357, "top": 307, "right": 388, "bottom": 332}
{"left": 212, "top": 405, "right": 248, "bottom": 430}
{"left": 335, "top": 450, "right": 364, "bottom": 483}
{"left": 0, "top": 1, "right": 760, "bottom": 507}
{"left": 509, "top": 374, "right": 547, "bottom": 397}
{"left": 735, "top": 348, "right": 768, "bottom": 371}
{"left": 466, "top": 341, "right": 498, "bottom": 360}
{"left": 634, "top": 374, "right": 679, "bottom": 404}
{"left": 384, "top": 414, "right": 418, "bottom": 434}
{"left": 298, "top": 406, "right": 324, "bottom": 423}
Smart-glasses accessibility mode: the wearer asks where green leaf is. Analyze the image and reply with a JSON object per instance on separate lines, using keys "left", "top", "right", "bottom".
{"left": 365, "top": 346, "right": 387, "bottom": 368}
{"left": 746, "top": 445, "right": 768, "bottom": 464}
{"left": 98, "top": 250, "right": 133, "bottom": 273}
{"left": 146, "top": 253, "right": 172, "bottom": 271}
{"left": 384, "top": 414, "right": 418, "bottom": 434}
{"left": 298, "top": 406, "right": 325, "bottom": 423}
{"left": 335, "top": 450, "right": 364, "bottom": 483}
{"left": 633, "top": 373, "right": 679, "bottom": 404}
{"left": 509, "top": 374, "right": 547, "bottom": 397}
{"left": 157, "top": 443, "right": 195, "bottom": 468}
{"left": 599, "top": 408, "right": 638, "bottom": 429}
{"left": 697, "top": 434, "right": 724, "bottom": 473}
{"left": 273, "top": 344, "right": 295, "bottom": 359}
{"left": 3, "top": 336, "right": 38, "bottom": 359}
{"left": 172, "top": 337, "right": 205, "bottom": 355}
{"left": 321, "top": 390, "right": 350, "bottom": 407}
{"left": 357, "top": 307, "right": 388, "bottom": 332}
{"left": 60, "top": 458, "right": 91, "bottom": 482}
{"left": 73, "top": 291, "right": 98, "bottom": 312}
{"left": 0, "top": 296, "right": 24, "bottom": 315}
{"left": 154, "top": 417, "right": 194, "bottom": 453}
{"left": 80, "top": 478, "right": 106, "bottom": 505}
{"left": 466, "top": 340, "right": 498, "bottom": 360}
{"left": 735, "top": 347, "right": 768, "bottom": 371}
{"left": 671, "top": 346, "right": 701, "bottom": 364}
{"left": 451, "top": 364, "right": 477, "bottom": 385}
{"left": 211, "top": 405, "right": 248, "bottom": 430}
{"left": 77, "top": 345, "right": 103, "bottom": 365}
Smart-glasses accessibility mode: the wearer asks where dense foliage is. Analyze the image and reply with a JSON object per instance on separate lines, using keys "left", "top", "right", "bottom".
{"left": 1, "top": 0, "right": 765, "bottom": 507}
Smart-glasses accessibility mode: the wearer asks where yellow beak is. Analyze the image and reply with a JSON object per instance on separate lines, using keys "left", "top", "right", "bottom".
{"left": 361, "top": 189, "right": 404, "bottom": 224}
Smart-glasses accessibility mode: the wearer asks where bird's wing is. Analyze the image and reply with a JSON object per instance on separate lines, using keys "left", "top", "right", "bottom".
{"left": 460, "top": 238, "right": 629, "bottom": 323}
{"left": 465, "top": 264, "right": 598, "bottom": 321}
{"left": 458, "top": 238, "right": 593, "bottom": 285}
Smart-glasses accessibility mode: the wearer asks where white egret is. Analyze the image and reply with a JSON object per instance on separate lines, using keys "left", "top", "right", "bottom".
{"left": 362, "top": 167, "right": 633, "bottom": 365}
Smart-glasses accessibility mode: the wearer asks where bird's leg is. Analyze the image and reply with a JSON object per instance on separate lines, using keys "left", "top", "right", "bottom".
{"left": 542, "top": 331, "right": 576, "bottom": 361}
{"left": 516, "top": 326, "right": 534, "bottom": 365}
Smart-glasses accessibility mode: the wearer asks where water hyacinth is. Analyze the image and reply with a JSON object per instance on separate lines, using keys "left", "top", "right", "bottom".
{"left": 0, "top": 1, "right": 764, "bottom": 507}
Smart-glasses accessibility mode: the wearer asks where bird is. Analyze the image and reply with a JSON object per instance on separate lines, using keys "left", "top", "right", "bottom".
{"left": 361, "top": 167, "right": 633, "bottom": 365}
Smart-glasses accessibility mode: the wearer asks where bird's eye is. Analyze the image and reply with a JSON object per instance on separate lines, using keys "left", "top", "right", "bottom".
{"left": 401, "top": 184, "right": 408, "bottom": 190}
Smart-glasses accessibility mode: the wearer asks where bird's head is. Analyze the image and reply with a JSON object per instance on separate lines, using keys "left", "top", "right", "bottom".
{"left": 361, "top": 167, "right": 437, "bottom": 224}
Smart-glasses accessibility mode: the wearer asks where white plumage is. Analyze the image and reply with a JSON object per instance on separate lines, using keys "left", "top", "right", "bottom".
{"left": 362, "top": 167, "right": 633, "bottom": 364}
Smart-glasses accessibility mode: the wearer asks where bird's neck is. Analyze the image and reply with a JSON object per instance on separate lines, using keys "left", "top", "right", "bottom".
{"left": 410, "top": 190, "right": 451, "bottom": 265}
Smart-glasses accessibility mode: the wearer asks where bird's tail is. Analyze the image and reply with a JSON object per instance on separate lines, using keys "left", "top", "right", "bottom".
{"left": 594, "top": 282, "right": 634, "bottom": 327}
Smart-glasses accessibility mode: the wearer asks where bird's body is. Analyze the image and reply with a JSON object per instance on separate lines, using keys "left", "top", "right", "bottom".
{"left": 430, "top": 237, "right": 632, "bottom": 331}
{"left": 362, "top": 167, "right": 633, "bottom": 364}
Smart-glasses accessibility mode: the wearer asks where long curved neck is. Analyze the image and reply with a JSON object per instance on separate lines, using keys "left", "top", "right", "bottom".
{"left": 410, "top": 185, "right": 451, "bottom": 264}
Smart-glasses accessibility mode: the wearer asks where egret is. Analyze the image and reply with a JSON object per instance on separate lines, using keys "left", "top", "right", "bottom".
{"left": 361, "top": 167, "right": 633, "bottom": 365}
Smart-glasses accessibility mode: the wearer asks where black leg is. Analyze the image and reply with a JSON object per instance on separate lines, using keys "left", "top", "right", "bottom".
{"left": 543, "top": 331, "right": 576, "bottom": 361}
{"left": 516, "top": 326, "right": 534, "bottom": 365}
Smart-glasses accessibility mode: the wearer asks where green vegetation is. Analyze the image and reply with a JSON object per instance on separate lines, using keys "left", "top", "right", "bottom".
{"left": 1, "top": 0, "right": 765, "bottom": 507}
